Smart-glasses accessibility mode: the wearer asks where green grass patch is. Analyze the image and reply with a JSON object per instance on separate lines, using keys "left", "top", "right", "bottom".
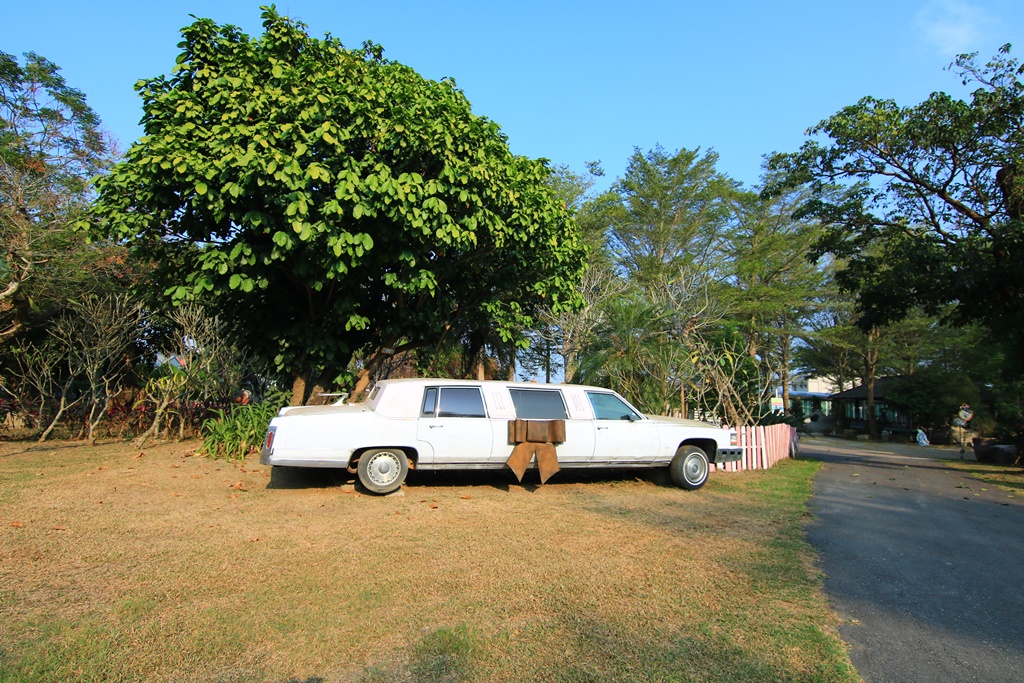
{"left": 0, "top": 441, "right": 856, "bottom": 682}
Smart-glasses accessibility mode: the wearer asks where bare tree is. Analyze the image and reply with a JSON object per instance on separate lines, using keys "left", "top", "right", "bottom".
{"left": 9, "top": 337, "right": 87, "bottom": 441}
{"left": 135, "top": 303, "right": 262, "bottom": 445}
{"left": 54, "top": 294, "right": 144, "bottom": 444}
{"left": 535, "top": 263, "right": 626, "bottom": 383}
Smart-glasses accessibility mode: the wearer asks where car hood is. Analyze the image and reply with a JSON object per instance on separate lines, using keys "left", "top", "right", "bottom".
{"left": 645, "top": 414, "right": 722, "bottom": 429}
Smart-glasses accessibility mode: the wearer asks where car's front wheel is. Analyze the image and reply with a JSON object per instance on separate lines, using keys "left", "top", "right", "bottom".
{"left": 669, "top": 445, "right": 709, "bottom": 490}
{"left": 357, "top": 448, "right": 409, "bottom": 494}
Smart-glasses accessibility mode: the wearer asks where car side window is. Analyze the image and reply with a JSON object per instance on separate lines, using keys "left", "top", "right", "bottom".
{"left": 509, "top": 389, "right": 568, "bottom": 419}
{"left": 421, "top": 387, "right": 438, "bottom": 416}
{"left": 587, "top": 391, "right": 641, "bottom": 421}
{"left": 436, "top": 387, "right": 486, "bottom": 418}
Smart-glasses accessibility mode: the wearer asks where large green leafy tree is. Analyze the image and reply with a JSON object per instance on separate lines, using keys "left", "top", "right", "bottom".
{"left": 90, "top": 7, "right": 585, "bottom": 404}
{"left": 769, "top": 45, "right": 1024, "bottom": 374}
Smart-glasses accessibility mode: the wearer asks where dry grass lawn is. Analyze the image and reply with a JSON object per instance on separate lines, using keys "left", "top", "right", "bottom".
{"left": 0, "top": 438, "right": 858, "bottom": 683}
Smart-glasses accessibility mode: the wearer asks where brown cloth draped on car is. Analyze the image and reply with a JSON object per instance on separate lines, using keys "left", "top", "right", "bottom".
{"left": 506, "top": 419, "right": 566, "bottom": 484}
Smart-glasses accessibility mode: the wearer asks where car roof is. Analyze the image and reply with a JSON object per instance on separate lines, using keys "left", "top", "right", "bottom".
{"left": 374, "top": 378, "right": 613, "bottom": 392}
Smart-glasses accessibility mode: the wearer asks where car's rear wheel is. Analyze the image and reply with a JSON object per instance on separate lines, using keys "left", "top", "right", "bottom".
{"left": 669, "top": 445, "right": 709, "bottom": 490}
{"left": 357, "top": 448, "right": 409, "bottom": 494}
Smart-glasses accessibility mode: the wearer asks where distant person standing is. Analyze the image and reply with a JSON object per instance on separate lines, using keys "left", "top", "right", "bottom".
{"left": 953, "top": 403, "right": 974, "bottom": 458}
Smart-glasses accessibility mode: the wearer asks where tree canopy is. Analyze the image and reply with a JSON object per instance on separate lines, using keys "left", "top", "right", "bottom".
{"left": 89, "top": 6, "right": 585, "bottom": 403}
{"left": 769, "top": 45, "right": 1024, "bottom": 373}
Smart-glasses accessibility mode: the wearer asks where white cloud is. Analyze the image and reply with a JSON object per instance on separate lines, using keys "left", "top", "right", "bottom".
{"left": 914, "top": 0, "right": 992, "bottom": 56}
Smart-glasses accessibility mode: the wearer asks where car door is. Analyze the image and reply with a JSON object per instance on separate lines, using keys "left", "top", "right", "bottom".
{"left": 586, "top": 391, "right": 661, "bottom": 465}
{"left": 507, "top": 388, "right": 595, "bottom": 464}
{"left": 416, "top": 386, "right": 494, "bottom": 466}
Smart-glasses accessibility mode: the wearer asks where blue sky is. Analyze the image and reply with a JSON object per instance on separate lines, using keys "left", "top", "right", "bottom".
{"left": 4, "top": 1, "right": 1023, "bottom": 190}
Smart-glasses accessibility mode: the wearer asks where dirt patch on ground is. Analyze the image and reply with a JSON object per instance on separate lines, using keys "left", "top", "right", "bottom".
{"left": 0, "top": 438, "right": 857, "bottom": 683}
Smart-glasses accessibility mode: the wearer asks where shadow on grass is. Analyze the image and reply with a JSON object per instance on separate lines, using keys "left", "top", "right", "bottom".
{"left": 266, "top": 464, "right": 677, "bottom": 494}
{"left": 266, "top": 466, "right": 349, "bottom": 489}
{"left": 407, "top": 466, "right": 674, "bottom": 493}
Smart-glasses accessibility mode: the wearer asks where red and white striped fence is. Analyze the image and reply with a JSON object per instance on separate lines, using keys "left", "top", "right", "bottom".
{"left": 709, "top": 423, "right": 798, "bottom": 473}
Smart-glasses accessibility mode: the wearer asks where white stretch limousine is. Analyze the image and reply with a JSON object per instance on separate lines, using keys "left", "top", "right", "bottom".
{"left": 260, "top": 379, "right": 742, "bottom": 494}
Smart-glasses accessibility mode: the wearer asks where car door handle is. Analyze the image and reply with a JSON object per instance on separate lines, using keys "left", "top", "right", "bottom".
{"left": 597, "top": 426, "right": 609, "bottom": 430}
{"left": 429, "top": 424, "right": 444, "bottom": 429}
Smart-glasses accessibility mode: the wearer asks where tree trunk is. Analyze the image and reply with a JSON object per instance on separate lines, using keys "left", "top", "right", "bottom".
{"left": 865, "top": 326, "right": 880, "bottom": 438}
{"left": 352, "top": 345, "right": 393, "bottom": 402}
{"left": 544, "top": 337, "right": 551, "bottom": 383}
{"left": 290, "top": 373, "right": 308, "bottom": 407}
{"left": 474, "top": 347, "right": 485, "bottom": 380}
{"left": 39, "top": 386, "right": 83, "bottom": 443}
{"left": 780, "top": 334, "right": 791, "bottom": 416}
{"left": 563, "top": 350, "right": 577, "bottom": 384}
{"left": 352, "top": 369, "right": 372, "bottom": 402}
{"left": 133, "top": 395, "right": 172, "bottom": 448}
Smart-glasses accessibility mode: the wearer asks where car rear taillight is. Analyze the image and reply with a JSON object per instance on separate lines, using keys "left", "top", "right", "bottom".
{"left": 730, "top": 431, "right": 738, "bottom": 447}
{"left": 264, "top": 428, "right": 275, "bottom": 452}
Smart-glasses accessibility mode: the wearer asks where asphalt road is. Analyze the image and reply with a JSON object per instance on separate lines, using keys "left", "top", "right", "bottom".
{"left": 802, "top": 438, "right": 1024, "bottom": 683}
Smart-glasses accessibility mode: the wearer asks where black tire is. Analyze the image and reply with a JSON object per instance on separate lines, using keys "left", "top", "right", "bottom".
{"left": 357, "top": 448, "right": 409, "bottom": 494}
{"left": 669, "top": 445, "right": 709, "bottom": 490}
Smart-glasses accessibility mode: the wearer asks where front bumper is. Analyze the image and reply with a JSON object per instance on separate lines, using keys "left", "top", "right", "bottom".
{"left": 714, "top": 448, "right": 743, "bottom": 464}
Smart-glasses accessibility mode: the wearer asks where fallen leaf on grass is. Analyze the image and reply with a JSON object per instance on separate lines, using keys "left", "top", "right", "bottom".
{"left": 52, "top": 526, "right": 67, "bottom": 531}
{"left": 191, "top": 475, "right": 201, "bottom": 479}
{"left": 10, "top": 521, "right": 24, "bottom": 528}
{"left": 249, "top": 537, "right": 262, "bottom": 542}
{"left": 134, "top": 452, "right": 145, "bottom": 459}
{"left": 229, "top": 493, "right": 238, "bottom": 499}
{"left": 97, "top": 466, "right": 108, "bottom": 471}
{"left": 429, "top": 503, "right": 439, "bottom": 509}
{"left": 460, "top": 495, "right": 471, "bottom": 500}
{"left": 230, "top": 481, "right": 247, "bottom": 491}
{"left": 170, "top": 464, "right": 181, "bottom": 469}
{"left": 171, "top": 492, "right": 181, "bottom": 497}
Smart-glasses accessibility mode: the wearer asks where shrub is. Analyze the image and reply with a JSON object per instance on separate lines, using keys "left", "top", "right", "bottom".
{"left": 198, "top": 388, "right": 290, "bottom": 461}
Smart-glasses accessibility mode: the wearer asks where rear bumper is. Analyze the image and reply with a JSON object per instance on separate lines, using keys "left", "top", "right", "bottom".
{"left": 259, "top": 448, "right": 351, "bottom": 468}
{"left": 714, "top": 448, "right": 743, "bottom": 464}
